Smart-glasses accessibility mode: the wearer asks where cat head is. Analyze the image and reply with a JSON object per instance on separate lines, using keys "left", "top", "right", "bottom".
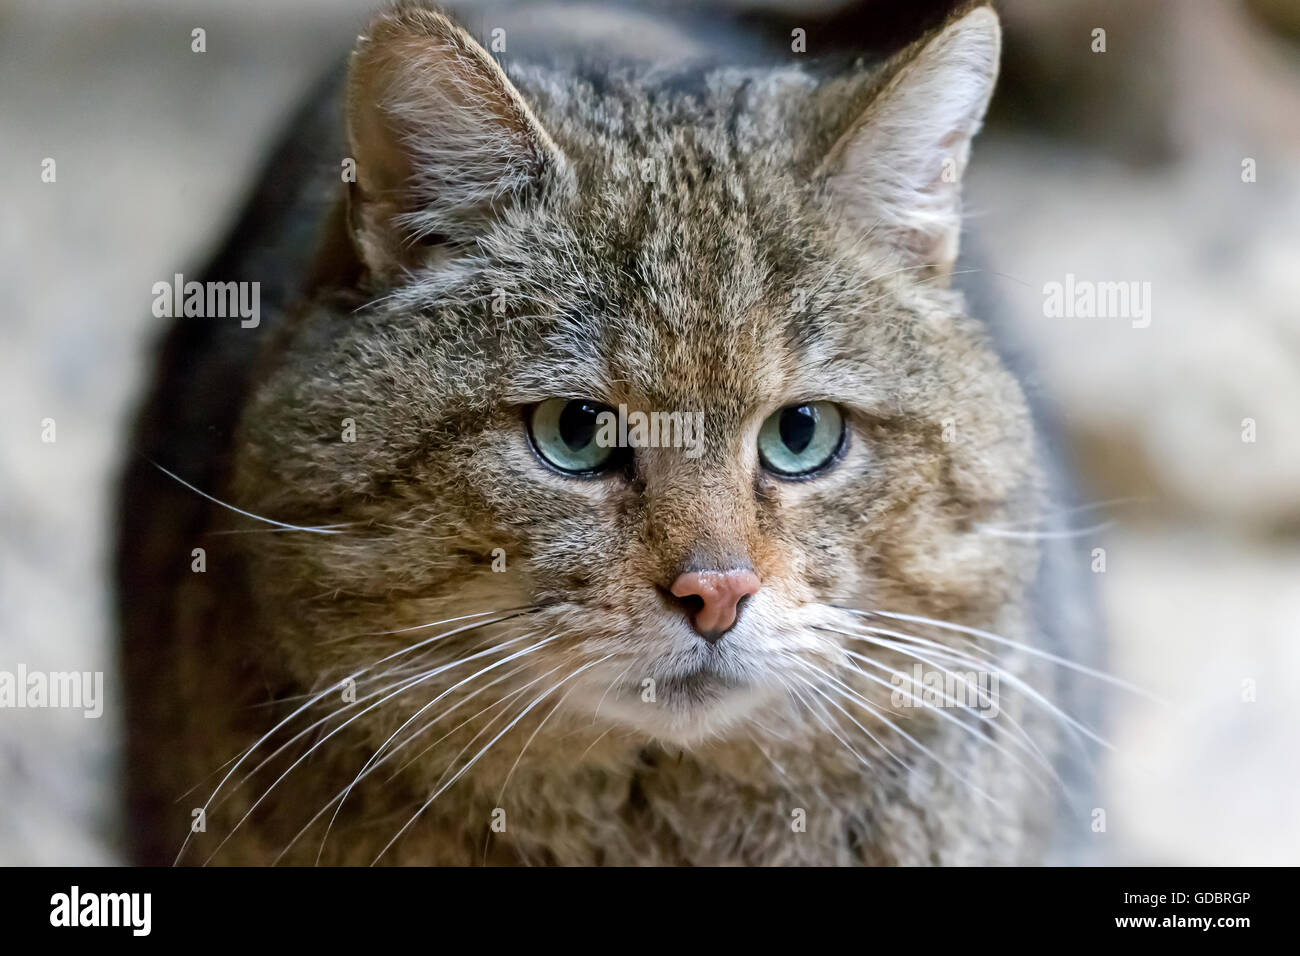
{"left": 232, "top": 3, "right": 1039, "bottom": 757}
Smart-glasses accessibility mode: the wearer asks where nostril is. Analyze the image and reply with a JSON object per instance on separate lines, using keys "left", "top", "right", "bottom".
{"left": 676, "top": 592, "right": 705, "bottom": 615}
{"left": 659, "top": 586, "right": 705, "bottom": 616}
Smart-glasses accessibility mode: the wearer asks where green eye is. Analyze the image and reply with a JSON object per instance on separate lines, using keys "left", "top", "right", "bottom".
{"left": 757, "top": 402, "right": 845, "bottom": 477}
{"left": 528, "top": 398, "right": 620, "bottom": 475}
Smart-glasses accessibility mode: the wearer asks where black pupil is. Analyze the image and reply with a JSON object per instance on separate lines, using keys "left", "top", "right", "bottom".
{"left": 558, "top": 401, "right": 600, "bottom": 450}
{"left": 779, "top": 405, "right": 819, "bottom": 455}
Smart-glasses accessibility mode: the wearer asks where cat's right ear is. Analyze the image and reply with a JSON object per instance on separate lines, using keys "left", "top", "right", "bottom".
{"left": 344, "top": 8, "right": 565, "bottom": 281}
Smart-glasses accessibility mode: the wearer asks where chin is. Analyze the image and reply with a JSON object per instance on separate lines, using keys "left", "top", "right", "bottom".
{"left": 586, "top": 672, "right": 779, "bottom": 747}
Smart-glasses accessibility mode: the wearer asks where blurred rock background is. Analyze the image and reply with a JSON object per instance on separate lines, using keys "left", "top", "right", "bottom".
{"left": 979, "top": 0, "right": 1300, "bottom": 865}
{"left": 1, "top": 0, "right": 1297, "bottom": 864}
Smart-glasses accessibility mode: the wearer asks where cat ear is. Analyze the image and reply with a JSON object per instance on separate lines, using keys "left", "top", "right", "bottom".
{"left": 818, "top": 5, "right": 1001, "bottom": 279}
{"left": 344, "top": 8, "right": 565, "bottom": 280}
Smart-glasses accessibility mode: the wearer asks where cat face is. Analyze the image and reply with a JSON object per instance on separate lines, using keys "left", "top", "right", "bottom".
{"left": 232, "top": 5, "right": 1038, "bottom": 755}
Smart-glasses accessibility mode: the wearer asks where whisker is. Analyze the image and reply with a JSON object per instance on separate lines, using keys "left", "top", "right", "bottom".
{"left": 842, "top": 629, "right": 1105, "bottom": 807}
{"left": 593, "top": 662, "right": 635, "bottom": 722}
{"left": 863, "top": 608, "right": 1165, "bottom": 703}
{"left": 322, "top": 606, "right": 538, "bottom": 646}
{"left": 973, "top": 521, "right": 1115, "bottom": 540}
{"left": 272, "top": 659, "right": 542, "bottom": 865}
{"left": 148, "top": 459, "right": 345, "bottom": 534}
{"left": 785, "top": 681, "right": 873, "bottom": 773}
{"left": 311, "top": 634, "right": 559, "bottom": 862}
{"left": 842, "top": 650, "right": 1066, "bottom": 790}
{"left": 841, "top": 621, "right": 1112, "bottom": 756}
{"left": 828, "top": 612, "right": 996, "bottom": 663}
{"left": 495, "top": 680, "right": 582, "bottom": 807}
{"left": 789, "top": 666, "right": 1001, "bottom": 806}
{"left": 171, "top": 751, "right": 246, "bottom": 804}
{"left": 482, "top": 677, "right": 588, "bottom": 867}
{"left": 176, "top": 676, "right": 370, "bottom": 865}
{"left": 201, "top": 635, "right": 546, "bottom": 865}
{"left": 822, "top": 632, "right": 1060, "bottom": 790}
{"left": 214, "top": 631, "right": 528, "bottom": 809}
{"left": 372, "top": 655, "right": 612, "bottom": 865}
{"left": 290, "top": 626, "right": 509, "bottom": 703}
{"left": 336, "top": 635, "right": 501, "bottom": 698}
{"left": 752, "top": 677, "right": 877, "bottom": 816}
{"left": 205, "top": 524, "right": 356, "bottom": 535}
{"left": 576, "top": 725, "right": 616, "bottom": 762}
{"left": 789, "top": 662, "right": 909, "bottom": 770}
{"left": 387, "top": 658, "right": 573, "bottom": 783}
{"left": 981, "top": 495, "right": 1156, "bottom": 531}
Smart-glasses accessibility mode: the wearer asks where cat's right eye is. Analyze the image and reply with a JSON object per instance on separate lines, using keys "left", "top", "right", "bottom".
{"left": 527, "top": 398, "right": 621, "bottom": 475}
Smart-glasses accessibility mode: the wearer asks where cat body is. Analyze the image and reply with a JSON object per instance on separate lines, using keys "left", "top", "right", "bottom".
{"left": 118, "top": 2, "right": 1100, "bottom": 866}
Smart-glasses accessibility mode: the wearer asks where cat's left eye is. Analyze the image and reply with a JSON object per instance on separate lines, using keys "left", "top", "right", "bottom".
{"left": 757, "top": 402, "right": 845, "bottom": 478}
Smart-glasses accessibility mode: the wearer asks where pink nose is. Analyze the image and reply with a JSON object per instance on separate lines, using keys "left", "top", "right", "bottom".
{"left": 669, "top": 568, "right": 761, "bottom": 643}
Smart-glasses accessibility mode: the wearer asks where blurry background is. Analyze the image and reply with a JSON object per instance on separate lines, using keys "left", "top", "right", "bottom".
{"left": 2, "top": 0, "right": 1297, "bottom": 864}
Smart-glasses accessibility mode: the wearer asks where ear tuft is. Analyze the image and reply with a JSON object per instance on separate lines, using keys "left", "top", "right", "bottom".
{"left": 820, "top": 5, "right": 1001, "bottom": 279}
{"left": 345, "top": 8, "right": 564, "bottom": 280}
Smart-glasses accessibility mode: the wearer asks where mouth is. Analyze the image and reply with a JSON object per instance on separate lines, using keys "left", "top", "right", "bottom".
{"left": 589, "top": 656, "right": 771, "bottom": 741}
{"left": 574, "top": 644, "right": 779, "bottom": 745}
{"left": 646, "top": 668, "right": 741, "bottom": 705}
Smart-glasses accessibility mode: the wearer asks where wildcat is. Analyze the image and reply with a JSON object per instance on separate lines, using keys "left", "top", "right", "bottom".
{"left": 117, "top": 0, "right": 1103, "bottom": 865}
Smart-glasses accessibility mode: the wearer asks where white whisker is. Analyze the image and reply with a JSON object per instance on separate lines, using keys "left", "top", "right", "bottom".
{"left": 865, "top": 608, "right": 1163, "bottom": 703}
{"left": 311, "top": 634, "right": 560, "bottom": 862}
{"left": 790, "top": 666, "right": 1001, "bottom": 806}
{"left": 973, "top": 521, "right": 1115, "bottom": 540}
{"left": 201, "top": 634, "right": 548, "bottom": 865}
{"left": 843, "top": 620, "right": 1112, "bottom": 755}
{"left": 823, "top": 633, "right": 1059, "bottom": 790}
{"left": 372, "top": 655, "right": 612, "bottom": 865}
{"left": 149, "top": 459, "right": 345, "bottom": 534}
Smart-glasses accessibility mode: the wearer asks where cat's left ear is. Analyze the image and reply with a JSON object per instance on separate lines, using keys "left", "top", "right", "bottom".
{"left": 344, "top": 8, "right": 566, "bottom": 281}
{"left": 818, "top": 5, "right": 1001, "bottom": 280}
